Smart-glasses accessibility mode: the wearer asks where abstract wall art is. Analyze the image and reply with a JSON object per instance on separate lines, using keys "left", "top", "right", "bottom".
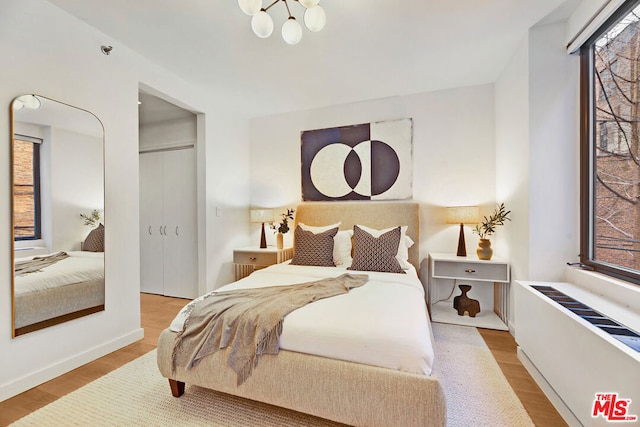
{"left": 301, "top": 118, "right": 412, "bottom": 201}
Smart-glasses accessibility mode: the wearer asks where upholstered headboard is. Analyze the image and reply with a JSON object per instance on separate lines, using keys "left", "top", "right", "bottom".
{"left": 294, "top": 202, "right": 420, "bottom": 271}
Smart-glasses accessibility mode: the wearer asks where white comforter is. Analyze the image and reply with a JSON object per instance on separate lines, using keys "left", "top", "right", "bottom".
{"left": 14, "top": 251, "right": 104, "bottom": 295}
{"left": 170, "top": 262, "right": 435, "bottom": 376}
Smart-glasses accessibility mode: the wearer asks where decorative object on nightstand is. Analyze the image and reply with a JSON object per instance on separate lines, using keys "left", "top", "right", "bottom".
{"left": 473, "top": 203, "right": 511, "bottom": 260}
{"left": 445, "top": 206, "right": 480, "bottom": 257}
{"left": 233, "top": 246, "right": 294, "bottom": 280}
{"left": 250, "top": 208, "right": 275, "bottom": 249}
{"left": 80, "top": 209, "right": 102, "bottom": 227}
{"left": 428, "top": 253, "right": 510, "bottom": 330}
{"left": 270, "top": 208, "right": 295, "bottom": 250}
{"left": 453, "top": 284, "right": 480, "bottom": 317}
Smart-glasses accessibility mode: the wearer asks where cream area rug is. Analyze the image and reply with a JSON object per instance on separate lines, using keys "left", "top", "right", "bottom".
{"left": 11, "top": 324, "right": 533, "bottom": 427}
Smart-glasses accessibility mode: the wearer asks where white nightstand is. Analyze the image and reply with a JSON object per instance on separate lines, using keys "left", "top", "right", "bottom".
{"left": 233, "top": 246, "right": 294, "bottom": 280}
{"left": 428, "top": 252, "right": 510, "bottom": 330}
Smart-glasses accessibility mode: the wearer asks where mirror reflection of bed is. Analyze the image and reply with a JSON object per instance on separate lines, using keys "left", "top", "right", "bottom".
{"left": 11, "top": 94, "right": 105, "bottom": 337}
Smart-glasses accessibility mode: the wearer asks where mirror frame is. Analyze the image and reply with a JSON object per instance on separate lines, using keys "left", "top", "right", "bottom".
{"left": 10, "top": 94, "right": 106, "bottom": 337}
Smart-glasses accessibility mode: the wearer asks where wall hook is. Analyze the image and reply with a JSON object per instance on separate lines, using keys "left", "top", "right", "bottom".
{"left": 101, "top": 45, "right": 113, "bottom": 55}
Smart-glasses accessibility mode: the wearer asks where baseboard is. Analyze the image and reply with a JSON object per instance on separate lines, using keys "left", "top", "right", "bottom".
{"left": 517, "top": 347, "right": 582, "bottom": 427}
{"left": 0, "top": 328, "right": 144, "bottom": 402}
{"left": 508, "top": 319, "right": 516, "bottom": 337}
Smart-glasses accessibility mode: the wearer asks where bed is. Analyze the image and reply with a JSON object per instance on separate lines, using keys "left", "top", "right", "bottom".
{"left": 156, "top": 202, "right": 446, "bottom": 426}
{"left": 13, "top": 250, "right": 105, "bottom": 336}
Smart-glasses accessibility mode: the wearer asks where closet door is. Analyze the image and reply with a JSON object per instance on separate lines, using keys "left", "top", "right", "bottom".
{"left": 162, "top": 148, "right": 197, "bottom": 299}
{"left": 139, "top": 151, "right": 165, "bottom": 294}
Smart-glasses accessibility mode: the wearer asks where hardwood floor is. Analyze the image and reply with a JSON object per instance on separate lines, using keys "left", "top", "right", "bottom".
{"left": 478, "top": 328, "right": 567, "bottom": 426}
{"left": 0, "top": 294, "right": 567, "bottom": 426}
{"left": 0, "top": 293, "right": 187, "bottom": 426}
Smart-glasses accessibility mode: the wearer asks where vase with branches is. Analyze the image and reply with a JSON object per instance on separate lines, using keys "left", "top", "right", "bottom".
{"left": 472, "top": 203, "right": 510, "bottom": 260}
{"left": 270, "top": 208, "right": 295, "bottom": 249}
{"left": 80, "top": 209, "right": 102, "bottom": 227}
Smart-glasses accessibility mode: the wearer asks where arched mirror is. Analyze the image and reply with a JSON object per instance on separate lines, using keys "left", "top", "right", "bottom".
{"left": 11, "top": 94, "right": 105, "bottom": 337}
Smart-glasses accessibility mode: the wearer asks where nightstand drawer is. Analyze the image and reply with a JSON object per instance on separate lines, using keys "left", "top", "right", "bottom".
{"left": 233, "top": 251, "right": 278, "bottom": 265}
{"left": 432, "top": 260, "right": 509, "bottom": 282}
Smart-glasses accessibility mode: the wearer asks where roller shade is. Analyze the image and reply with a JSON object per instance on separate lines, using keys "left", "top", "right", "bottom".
{"left": 567, "top": 0, "right": 626, "bottom": 53}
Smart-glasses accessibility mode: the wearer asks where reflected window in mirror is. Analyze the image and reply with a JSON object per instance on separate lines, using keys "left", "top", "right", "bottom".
{"left": 13, "top": 134, "right": 42, "bottom": 241}
{"left": 11, "top": 94, "right": 105, "bottom": 337}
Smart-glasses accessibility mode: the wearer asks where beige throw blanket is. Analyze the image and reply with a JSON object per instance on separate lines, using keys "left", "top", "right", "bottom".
{"left": 14, "top": 251, "right": 69, "bottom": 276}
{"left": 172, "top": 273, "right": 368, "bottom": 385}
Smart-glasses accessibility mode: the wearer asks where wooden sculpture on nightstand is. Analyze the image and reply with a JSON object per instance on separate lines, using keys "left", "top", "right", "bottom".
{"left": 453, "top": 284, "right": 480, "bottom": 317}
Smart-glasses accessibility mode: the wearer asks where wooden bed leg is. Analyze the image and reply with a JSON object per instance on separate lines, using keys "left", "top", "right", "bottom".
{"left": 169, "top": 379, "right": 185, "bottom": 397}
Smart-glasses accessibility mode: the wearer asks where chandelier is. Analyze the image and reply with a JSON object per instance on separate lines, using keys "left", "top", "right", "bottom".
{"left": 237, "top": 0, "right": 326, "bottom": 45}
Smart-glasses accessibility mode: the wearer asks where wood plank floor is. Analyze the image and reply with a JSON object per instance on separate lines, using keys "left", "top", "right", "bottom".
{"left": 478, "top": 328, "right": 567, "bottom": 426}
{"left": 0, "top": 294, "right": 567, "bottom": 426}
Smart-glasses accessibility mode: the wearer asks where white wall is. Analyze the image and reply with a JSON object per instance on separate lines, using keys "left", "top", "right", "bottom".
{"left": 249, "top": 84, "right": 498, "bottom": 267}
{"left": 495, "top": 36, "right": 530, "bottom": 284}
{"left": 0, "top": 0, "right": 249, "bottom": 401}
{"left": 49, "top": 127, "right": 104, "bottom": 252}
{"left": 139, "top": 117, "right": 196, "bottom": 152}
{"left": 495, "top": 35, "right": 531, "bottom": 330}
{"left": 495, "top": 19, "right": 580, "bottom": 328}
{"left": 528, "top": 22, "right": 580, "bottom": 279}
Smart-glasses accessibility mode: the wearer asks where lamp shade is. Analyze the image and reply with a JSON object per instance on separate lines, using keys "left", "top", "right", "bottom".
{"left": 299, "top": 0, "right": 319, "bottom": 7}
{"left": 445, "top": 206, "right": 480, "bottom": 224}
{"left": 251, "top": 10, "right": 274, "bottom": 38}
{"left": 15, "top": 94, "right": 41, "bottom": 110}
{"left": 304, "top": 5, "right": 326, "bottom": 32}
{"left": 250, "top": 208, "right": 274, "bottom": 223}
{"left": 238, "top": 0, "right": 261, "bottom": 15}
{"left": 282, "top": 17, "right": 302, "bottom": 44}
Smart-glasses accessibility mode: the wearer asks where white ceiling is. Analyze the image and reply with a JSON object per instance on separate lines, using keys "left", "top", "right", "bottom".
{"left": 47, "top": 0, "right": 571, "bottom": 117}
{"left": 138, "top": 92, "right": 195, "bottom": 126}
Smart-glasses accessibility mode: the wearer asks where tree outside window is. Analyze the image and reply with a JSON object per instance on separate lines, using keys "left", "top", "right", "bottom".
{"left": 583, "top": 1, "right": 640, "bottom": 282}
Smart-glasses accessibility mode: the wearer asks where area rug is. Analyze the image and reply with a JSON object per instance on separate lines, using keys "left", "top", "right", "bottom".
{"left": 11, "top": 324, "right": 533, "bottom": 426}
{"left": 432, "top": 323, "right": 534, "bottom": 426}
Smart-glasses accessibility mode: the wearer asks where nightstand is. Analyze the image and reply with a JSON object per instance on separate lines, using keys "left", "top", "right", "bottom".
{"left": 233, "top": 246, "right": 294, "bottom": 280}
{"left": 428, "top": 252, "right": 510, "bottom": 330}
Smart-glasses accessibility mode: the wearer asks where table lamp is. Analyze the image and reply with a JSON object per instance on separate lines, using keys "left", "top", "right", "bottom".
{"left": 250, "top": 208, "right": 274, "bottom": 249}
{"left": 445, "top": 206, "right": 480, "bottom": 257}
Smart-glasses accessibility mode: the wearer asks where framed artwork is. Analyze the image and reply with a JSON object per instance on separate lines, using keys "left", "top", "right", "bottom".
{"left": 301, "top": 118, "right": 412, "bottom": 201}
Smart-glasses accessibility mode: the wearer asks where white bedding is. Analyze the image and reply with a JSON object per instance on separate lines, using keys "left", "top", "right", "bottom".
{"left": 170, "top": 262, "right": 435, "bottom": 376}
{"left": 14, "top": 251, "right": 104, "bottom": 295}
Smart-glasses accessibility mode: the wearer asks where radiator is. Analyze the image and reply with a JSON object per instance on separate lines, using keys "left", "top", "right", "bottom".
{"left": 515, "top": 280, "right": 640, "bottom": 426}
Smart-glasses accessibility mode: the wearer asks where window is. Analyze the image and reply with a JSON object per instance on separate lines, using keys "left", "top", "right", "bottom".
{"left": 13, "top": 134, "right": 41, "bottom": 240}
{"left": 580, "top": 0, "right": 640, "bottom": 284}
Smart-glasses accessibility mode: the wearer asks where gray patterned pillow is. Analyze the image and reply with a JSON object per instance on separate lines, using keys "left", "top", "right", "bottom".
{"left": 348, "top": 225, "right": 405, "bottom": 274}
{"left": 83, "top": 223, "right": 104, "bottom": 252}
{"left": 290, "top": 226, "right": 338, "bottom": 267}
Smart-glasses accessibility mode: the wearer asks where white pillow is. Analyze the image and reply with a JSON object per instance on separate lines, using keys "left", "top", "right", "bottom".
{"left": 333, "top": 230, "right": 354, "bottom": 266}
{"left": 298, "top": 222, "right": 353, "bottom": 266}
{"left": 299, "top": 222, "right": 341, "bottom": 233}
{"left": 355, "top": 224, "right": 414, "bottom": 269}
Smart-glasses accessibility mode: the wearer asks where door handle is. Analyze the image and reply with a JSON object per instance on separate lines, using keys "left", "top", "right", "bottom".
{"left": 163, "top": 225, "right": 167, "bottom": 235}
{"left": 175, "top": 226, "right": 179, "bottom": 236}
{"left": 148, "top": 225, "right": 152, "bottom": 235}
{"left": 159, "top": 226, "right": 163, "bottom": 235}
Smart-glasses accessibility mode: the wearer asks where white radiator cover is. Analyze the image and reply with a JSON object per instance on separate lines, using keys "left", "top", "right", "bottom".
{"left": 514, "top": 278, "right": 640, "bottom": 426}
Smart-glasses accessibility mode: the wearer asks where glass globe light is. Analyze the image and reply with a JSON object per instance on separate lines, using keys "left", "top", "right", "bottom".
{"left": 237, "top": 0, "right": 261, "bottom": 15}
{"left": 299, "top": 0, "right": 319, "bottom": 8}
{"left": 304, "top": 5, "right": 326, "bottom": 32}
{"left": 17, "top": 94, "right": 41, "bottom": 109}
{"left": 251, "top": 10, "right": 274, "bottom": 38}
{"left": 282, "top": 17, "right": 302, "bottom": 44}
